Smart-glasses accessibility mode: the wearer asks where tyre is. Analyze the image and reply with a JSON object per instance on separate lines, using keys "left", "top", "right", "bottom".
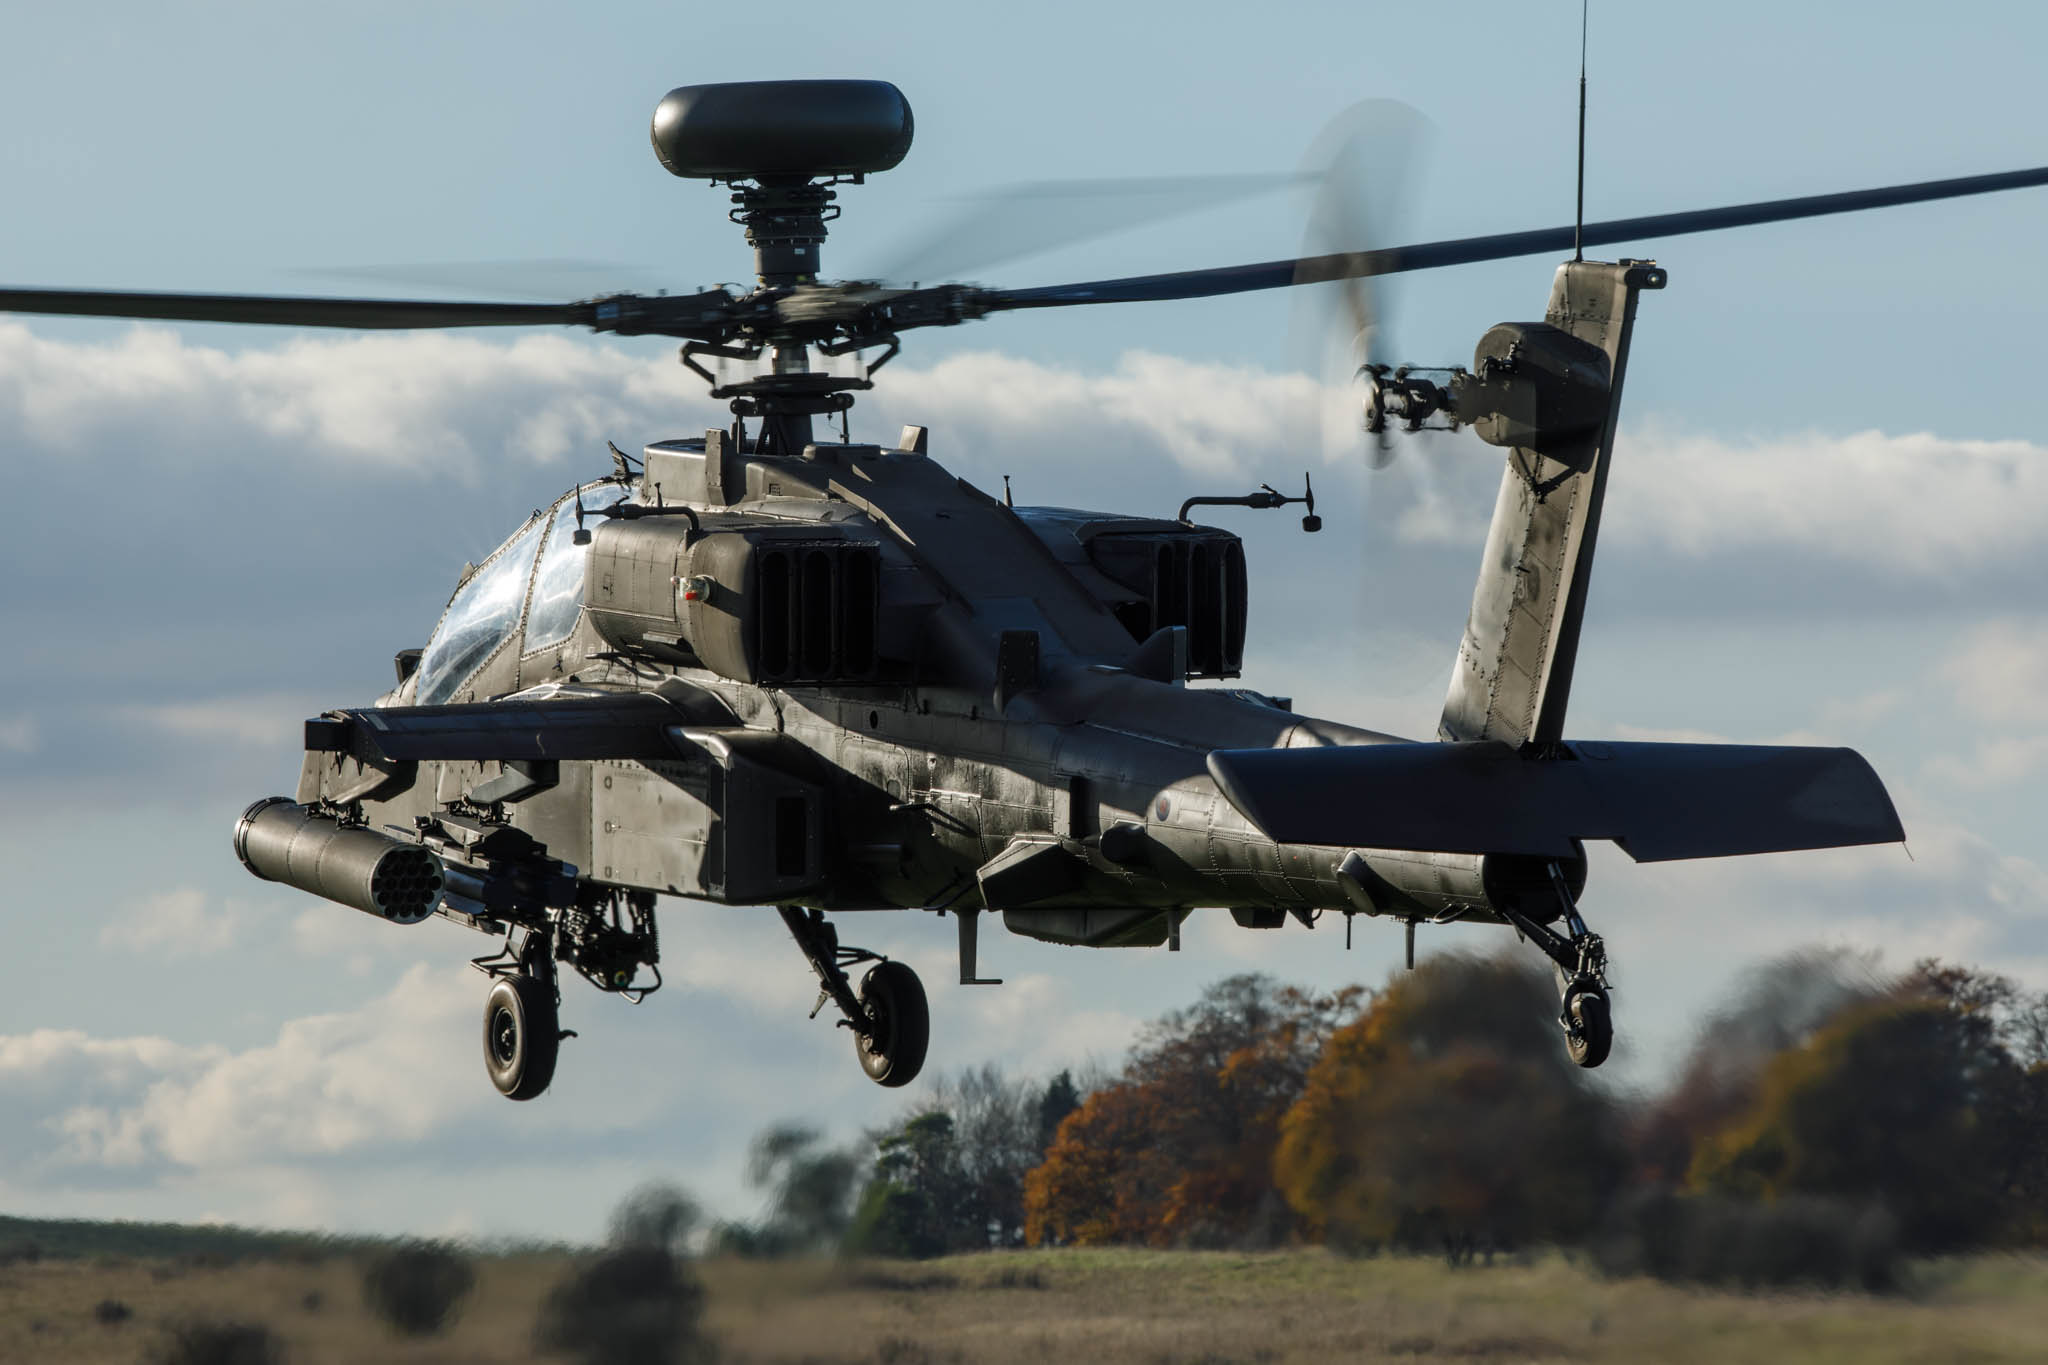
{"left": 855, "top": 960, "right": 929, "bottom": 1087}
{"left": 1564, "top": 985, "right": 1613, "bottom": 1069}
{"left": 483, "top": 974, "right": 560, "bottom": 1100}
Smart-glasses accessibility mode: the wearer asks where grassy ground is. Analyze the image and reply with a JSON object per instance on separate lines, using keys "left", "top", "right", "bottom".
{"left": 3, "top": 1245, "right": 2045, "bottom": 1364}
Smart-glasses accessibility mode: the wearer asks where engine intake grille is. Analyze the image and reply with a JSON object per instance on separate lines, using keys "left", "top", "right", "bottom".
{"left": 757, "top": 542, "right": 881, "bottom": 683}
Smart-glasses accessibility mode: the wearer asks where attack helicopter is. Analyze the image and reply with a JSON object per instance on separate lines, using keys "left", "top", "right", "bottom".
{"left": 13, "top": 78, "right": 2043, "bottom": 1102}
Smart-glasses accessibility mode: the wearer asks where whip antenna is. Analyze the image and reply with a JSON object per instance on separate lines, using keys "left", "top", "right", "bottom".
{"left": 1573, "top": 1, "right": 1588, "bottom": 261}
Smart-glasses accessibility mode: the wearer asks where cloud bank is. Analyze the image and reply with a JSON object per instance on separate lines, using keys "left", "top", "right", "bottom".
{"left": 3, "top": 321, "right": 2047, "bottom": 1237}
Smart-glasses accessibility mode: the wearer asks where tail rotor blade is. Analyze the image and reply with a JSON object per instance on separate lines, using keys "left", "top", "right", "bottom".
{"left": 1287, "top": 100, "right": 1432, "bottom": 473}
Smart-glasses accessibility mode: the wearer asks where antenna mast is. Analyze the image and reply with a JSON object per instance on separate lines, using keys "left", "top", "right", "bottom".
{"left": 1573, "top": 1, "right": 1588, "bottom": 261}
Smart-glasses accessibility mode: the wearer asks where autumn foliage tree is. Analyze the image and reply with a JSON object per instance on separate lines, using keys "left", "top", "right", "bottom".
{"left": 975, "top": 953, "right": 2048, "bottom": 1266}
{"left": 1273, "top": 955, "right": 1623, "bottom": 1257}
{"left": 1629, "top": 948, "right": 1883, "bottom": 1187}
{"left": 1023, "top": 975, "right": 1361, "bottom": 1247}
{"left": 1689, "top": 960, "right": 2048, "bottom": 1252}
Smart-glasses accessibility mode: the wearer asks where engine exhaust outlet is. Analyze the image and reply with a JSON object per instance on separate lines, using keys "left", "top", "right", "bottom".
{"left": 234, "top": 797, "right": 444, "bottom": 925}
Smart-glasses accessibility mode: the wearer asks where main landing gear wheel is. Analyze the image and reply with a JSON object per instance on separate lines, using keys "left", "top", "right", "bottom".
{"left": 1562, "top": 980, "right": 1613, "bottom": 1069}
{"left": 1498, "top": 860, "right": 1617, "bottom": 1071}
{"left": 778, "top": 905, "right": 932, "bottom": 1089}
{"left": 855, "top": 959, "right": 930, "bottom": 1087}
{"left": 483, "top": 974, "right": 560, "bottom": 1101}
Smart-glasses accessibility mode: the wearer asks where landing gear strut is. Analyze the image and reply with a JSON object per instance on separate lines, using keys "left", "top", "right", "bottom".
{"left": 778, "top": 906, "right": 929, "bottom": 1087}
{"left": 465, "top": 889, "right": 656, "bottom": 1101}
{"left": 476, "top": 929, "right": 564, "bottom": 1100}
{"left": 1498, "top": 861, "right": 1614, "bottom": 1069}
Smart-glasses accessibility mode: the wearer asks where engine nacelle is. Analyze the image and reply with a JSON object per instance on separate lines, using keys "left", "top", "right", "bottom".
{"left": 234, "top": 797, "right": 444, "bottom": 925}
{"left": 584, "top": 516, "right": 887, "bottom": 685}
{"left": 1012, "top": 509, "right": 1248, "bottom": 678}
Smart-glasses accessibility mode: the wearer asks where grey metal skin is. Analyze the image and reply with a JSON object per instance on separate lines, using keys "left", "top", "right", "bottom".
{"left": 298, "top": 441, "right": 1463, "bottom": 949}
{"left": 277, "top": 260, "right": 1899, "bottom": 1005}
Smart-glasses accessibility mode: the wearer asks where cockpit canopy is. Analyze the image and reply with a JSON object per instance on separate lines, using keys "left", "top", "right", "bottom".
{"left": 414, "top": 484, "right": 626, "bottom": 705}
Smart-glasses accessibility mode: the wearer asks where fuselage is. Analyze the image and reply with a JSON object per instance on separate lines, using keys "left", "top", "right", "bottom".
{"left": 310, "top": 432, "right": 1530, "bottom": 951}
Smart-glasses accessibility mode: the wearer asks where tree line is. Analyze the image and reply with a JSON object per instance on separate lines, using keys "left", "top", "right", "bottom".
{"left": 710, "top": 950, "right": 2048, "bottom": 1285}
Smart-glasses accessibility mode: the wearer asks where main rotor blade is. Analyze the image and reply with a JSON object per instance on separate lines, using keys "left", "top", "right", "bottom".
{"left": 867, "top": 172, "right": 1310, "bottom": 284}
{"left": 0, "top": 287, "right": 580, "bottom": 330}
{"left": 298, "top": 259, "right": 672, "bottom": 302}
{"left": 984, "top": 163, "right": 2048, "bottom": 310}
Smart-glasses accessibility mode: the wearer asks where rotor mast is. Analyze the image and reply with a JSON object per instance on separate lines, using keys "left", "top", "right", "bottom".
{"left": 730, "top": 174, "right": 842, "bottom": 454}
{"left": 652, "top": 81, "right": 915, "bottom": 457}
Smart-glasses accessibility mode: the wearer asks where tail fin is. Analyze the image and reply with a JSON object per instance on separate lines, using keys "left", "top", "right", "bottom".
{"left": 1439, "top": 260, "right": 1665, "bottom": 745}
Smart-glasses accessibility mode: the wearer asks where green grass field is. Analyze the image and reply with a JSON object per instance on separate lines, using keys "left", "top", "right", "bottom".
{"left": 3, "top": 1243, "right": 2045, "bottom": 1363}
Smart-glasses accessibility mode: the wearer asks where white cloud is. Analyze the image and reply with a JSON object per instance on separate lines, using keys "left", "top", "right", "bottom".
{"left": 98, "top": 887, "right": 243, "bottom": 957}
{"left": 1928, "top": 735, "right": 2048, "bottom": 790}
{"left": 0, "top": 903, "right": 1154, "bottom": 1212}
{"left": 0, "top": 715, "right": 35, "bottom": 754}
{"left": 0, "top": 322, "right": 1325, "bottom": 483}
{"left": 287, "top": 903, "right": 395, "bottom": 973}
{"left": 1605, "top": 788, "right": 2048, "bottom": 964}
{"left": 118, "top": 694, "right": 322, "bottom": 749}
{"left": 1377, "top": 418, "right": 2048, "bottom": 581}
{"left": 29, "top": 964, "right": 480, "bottom": 1171}
{"left": 1941, "top": 617, "right": 2048, "bottom": 728}
{"left": 0, "top": 324, "right": 675, "bottom": 476}
{"left": 1816, "top": 688, "right": 1907, "bottom": 737}
{"left": 877, "top": 349, "right": 1322, "bottom": 477}
{"left": 1918, "top": 618, "right": 2048, "bottom": 787}
{"left": 12, "top": 322, "right": 2048, "bottom": 589}
{"left": 1604, "top": 423, "right": 2048, "bottom": 574}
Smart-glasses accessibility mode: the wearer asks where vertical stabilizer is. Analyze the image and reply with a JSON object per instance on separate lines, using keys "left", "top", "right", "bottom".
{"left": 1438, "top": 259, "right": 1664, "bottom": 745}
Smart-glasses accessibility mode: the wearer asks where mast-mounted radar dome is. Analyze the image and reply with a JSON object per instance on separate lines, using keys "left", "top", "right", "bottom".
{"left": 646, "top": 80, "right": 918, "bottom": 453}
{"left": 651, "top": 80, "right": 914, "bottom": 181}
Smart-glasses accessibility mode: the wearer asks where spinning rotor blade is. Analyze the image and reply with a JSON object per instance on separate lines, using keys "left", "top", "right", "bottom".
{"left": 0, "top": 286, "right": 580, "bottom": 330}
{"left": 1289, "top": 100, "right": 1431, "bottom": 472}
{"left": 867, "top": 172, "right": 1309, "bottom": 284}
{"left": 11, "top": 164, "right": 2048, "bottom": 351}
{"left": 984, "top": 163, "right": 2048, "bottom": 311}
{"left": 0, "top": 284, "right": 743, "bottom": 341}
{"left": 298, "top": 259, "right": 672, "bottom": 302}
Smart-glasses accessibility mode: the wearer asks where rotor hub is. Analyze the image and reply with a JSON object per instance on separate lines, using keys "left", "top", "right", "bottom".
{"left": 729, "top": 179, "right": 841, "bottom": 286}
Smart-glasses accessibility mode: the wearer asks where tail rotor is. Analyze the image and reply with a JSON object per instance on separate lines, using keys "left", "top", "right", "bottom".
{"left": 1290, "top": 99, "right": 1433, "bottom": 474}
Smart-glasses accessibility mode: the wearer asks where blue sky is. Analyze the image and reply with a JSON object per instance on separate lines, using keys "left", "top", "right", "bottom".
{"left": 3, "top": 1, "right": 2048, "bottom": 1242}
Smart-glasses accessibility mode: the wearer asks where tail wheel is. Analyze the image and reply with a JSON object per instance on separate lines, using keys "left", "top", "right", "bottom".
{"left": 855, "top": 960, "right": 929, "bottom": 1088}
{"left": 483, "top": 974, "right": 560, "bottom": 1100}
{"left": 1564, "top": 983, "right": 1613, "bottom": 1069}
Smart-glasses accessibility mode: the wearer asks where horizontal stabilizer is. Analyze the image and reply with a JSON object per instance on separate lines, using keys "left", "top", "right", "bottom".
{"left": 1206, "top": 740, "right": 1903, "bottom": 863}
{"left": 312, "top": 691, "right": 690, "bottom": 763}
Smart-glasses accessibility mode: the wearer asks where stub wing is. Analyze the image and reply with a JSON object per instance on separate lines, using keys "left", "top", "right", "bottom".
{"left": 1206, "top": 740, "right": 1904, "bottom": 863}
{"left": 307, "top": 688, "right": 701, "bottom": 763}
